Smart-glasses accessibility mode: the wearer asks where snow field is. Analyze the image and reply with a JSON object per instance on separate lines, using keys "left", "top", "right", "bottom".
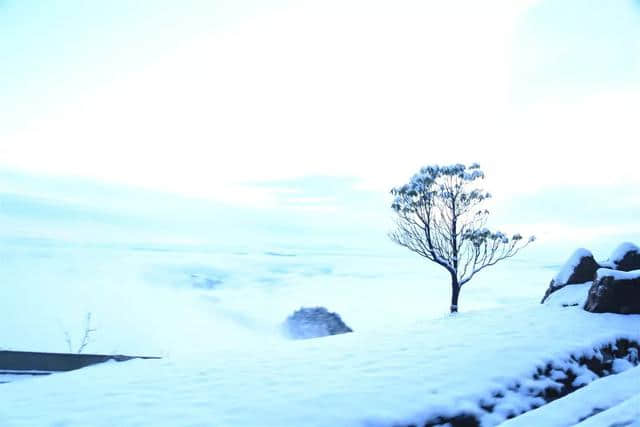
{"left": 1, "top": 305, "right": 639, "bottom": 427}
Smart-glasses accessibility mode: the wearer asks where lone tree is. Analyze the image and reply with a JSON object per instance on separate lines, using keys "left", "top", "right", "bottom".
{"left": 390, "top": 163, "right": 534, "bottom": 313}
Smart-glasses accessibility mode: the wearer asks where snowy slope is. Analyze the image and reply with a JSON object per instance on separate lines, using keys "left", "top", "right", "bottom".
{"left": 575, "top": 394, "right": 640, "bottom": 427}
{"left": 501, "top": 365, "right": 640, "bottom": 426}
{"left": 0, "top": 305, "right": 639, "bottom": 427}
{"left": 3, "top": 172, "right": 640, "bottom": 426}
{"left": 0, "top": 238, "right": 552, "bottom": 356}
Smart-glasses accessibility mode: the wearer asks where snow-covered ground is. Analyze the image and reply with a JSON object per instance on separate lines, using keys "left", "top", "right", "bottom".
{"left": 575, "top": 392, "right": 640, "bottom": 427}
{"left": 1, "top": 304, "right": 639, "bottom": 427}
{"left": 0, "top": 237, "right": 553, "bottom": 356}
{"left": 2, "top": 173, "right": 640, "bottom": 426}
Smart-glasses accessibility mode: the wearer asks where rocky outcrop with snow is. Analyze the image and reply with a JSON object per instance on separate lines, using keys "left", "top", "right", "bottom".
{"left": 542, "top": 243, "right": 640, "bottom": 313}
{"left": 541, "top": 249, "right": 600, "bottom": 303}
{"left": 600, "top": 242, "right": 640, "bottom": 272}
{"left": 283, "top": 307, "right": 353, "bottom": 339}
{"left": 584, "top": 268, "right": 640, "bottom": 314}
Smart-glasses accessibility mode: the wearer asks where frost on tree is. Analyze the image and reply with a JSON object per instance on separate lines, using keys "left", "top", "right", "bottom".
{"left": 389, "top": 163, "right": 534, "bottom": 313}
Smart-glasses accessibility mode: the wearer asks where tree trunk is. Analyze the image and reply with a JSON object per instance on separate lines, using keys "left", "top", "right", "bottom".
{"left": 450, "top": 276, "right": 460, "bottom": 313}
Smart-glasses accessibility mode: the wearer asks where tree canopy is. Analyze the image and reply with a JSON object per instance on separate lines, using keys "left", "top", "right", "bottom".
{"left": 390, "top": 163, "right": 534, "bottom": 312}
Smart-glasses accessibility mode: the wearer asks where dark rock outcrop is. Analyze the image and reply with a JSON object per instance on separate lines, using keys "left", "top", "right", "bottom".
{"left": 541, "top": 249, "right": 600, "bottom": 303}
{"left": 584, "top": 269, "right": 640, "bottom": 314}
{"left": 601, "top": 242, "right": 640, "bottom": 272}
{"left": 283, "top": 307, "right": 353, "bottom": 340}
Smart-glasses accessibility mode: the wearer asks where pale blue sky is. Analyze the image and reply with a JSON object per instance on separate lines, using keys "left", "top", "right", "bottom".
{"left": 1, "top": 0, "right": 639, "bottom": 251}
{"left": 513, "top": 0, "right": 640, "bottom": 103}
{"left": 0, "top": 1, "right": 291, "bottom": 133}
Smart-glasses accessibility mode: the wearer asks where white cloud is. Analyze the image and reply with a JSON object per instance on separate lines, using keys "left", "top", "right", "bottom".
{"left": 1, "top": 0, "right": 637, "bottom": 209}
{"left": 0, "top": 1, "right": 528, "bottom": 199}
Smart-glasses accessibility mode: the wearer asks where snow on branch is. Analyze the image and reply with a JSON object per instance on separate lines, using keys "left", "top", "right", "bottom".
{"left": 389, "top": 163, "right": 534, "bottom": 296}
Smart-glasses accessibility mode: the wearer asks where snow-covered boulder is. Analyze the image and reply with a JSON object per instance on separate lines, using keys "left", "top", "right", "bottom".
{"left": 543, "top": 283, "right": 591, "bottom": 307}
{"left": 584, "top": 269, "right": 640, "bottom": 314}
{"left": 541, "top": 249, "right": 600, "bottom": 304}
{"left": 283, "top": 307, "right": 353, "bottom": 340}
{"left": 600, "top": 242, "right": 640, "bottom": 272}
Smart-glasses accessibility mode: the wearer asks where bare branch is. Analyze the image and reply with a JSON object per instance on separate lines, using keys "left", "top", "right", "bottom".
{"left": 64, "top": 331, "right": 73, "bottom": 353}
{"left": 390, "top": 163, "right": 534, "bottom": 312}
{"left": 76, "top": 312, "right": 97, "bottom": 354}
{"left": 62, "top": 312, "right": 97, "bottom": 354}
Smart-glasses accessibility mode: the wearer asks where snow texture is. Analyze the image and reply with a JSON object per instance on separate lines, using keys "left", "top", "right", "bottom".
{"left": 575, "top": 392, "right": 640, "bottom": 426}
{"left": 543, "top": 282, "right": 591, "bottom": 307}
{"left": 1, "top": 305, "right": 639, "bottom": 427}
{"left": 0, "top": 372, "right": 51, "bottom": 384}
{"left": 553, "top": 248, "right": 594, "bottom": 285}
{"left": 501, "top": 366, "right": 640, "bottom": 426}
{"left": 595, "top": 268, "right": 640, "bottom": 281}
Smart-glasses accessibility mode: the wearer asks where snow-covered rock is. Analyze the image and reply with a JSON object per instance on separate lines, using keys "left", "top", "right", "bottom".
{"left": 283, "top": 307, "right": 353, "bottom": 339}
{"left": 541, "top": 249, "right": 600, "bottom": 304}
{"left": 584, "top": 268, "right": 640, "bottom": 314}
{"left": 600, "top": 242, "right": 640, "bottom": 272}
{"left": 543, "top": 283, "right": 591, "bottom": 307}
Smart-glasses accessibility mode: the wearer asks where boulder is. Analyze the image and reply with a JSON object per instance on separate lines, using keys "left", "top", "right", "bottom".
{"left": 283, "top": 307, "right": 353, "bottom": 340}
{"left": 541, "top": 249, "right": 600, "bottom": 303}
{"left": 584, "top": 268, "right": 640, "bottom": 314}
{"left": 600, "top": 242, "right": 640, "bottom": 272}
